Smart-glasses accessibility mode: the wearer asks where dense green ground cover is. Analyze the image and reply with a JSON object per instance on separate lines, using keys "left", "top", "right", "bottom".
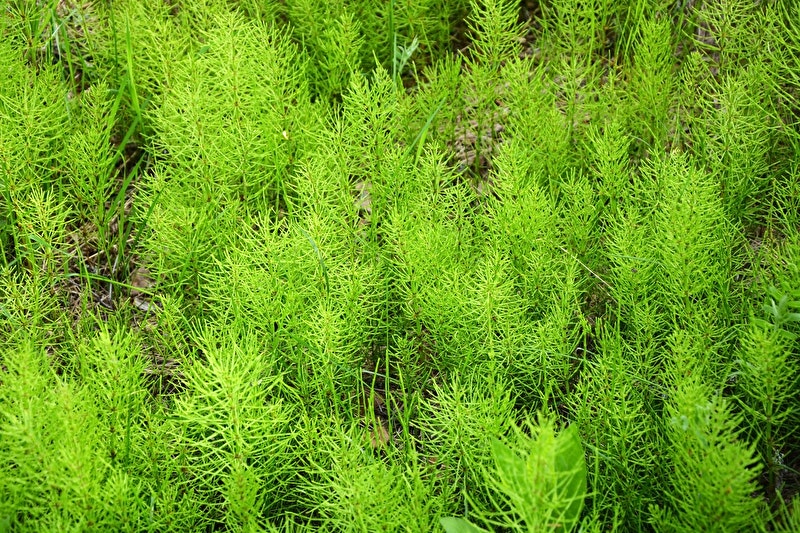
{"left": 1, "top": 0, "right": 800, "bottom": 530}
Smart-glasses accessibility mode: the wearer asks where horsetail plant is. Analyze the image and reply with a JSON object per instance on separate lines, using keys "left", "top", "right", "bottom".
{"left": 1, "top": 0, "right": 799, "bottom": 531}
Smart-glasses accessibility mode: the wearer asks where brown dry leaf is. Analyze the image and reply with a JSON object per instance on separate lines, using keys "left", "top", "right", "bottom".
{"left": 369, "top": 423, "right": 391, "bottom": 449}
{"left": 130, "top": 267, "right": 156, "bottom": 311}
{"left": 130, "top": 267, "right": 153, "bottom": 296}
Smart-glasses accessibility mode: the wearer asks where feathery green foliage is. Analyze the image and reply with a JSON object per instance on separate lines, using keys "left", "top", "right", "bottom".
{"left": 1, "top": 0, "right": 799, "bottom": 530}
